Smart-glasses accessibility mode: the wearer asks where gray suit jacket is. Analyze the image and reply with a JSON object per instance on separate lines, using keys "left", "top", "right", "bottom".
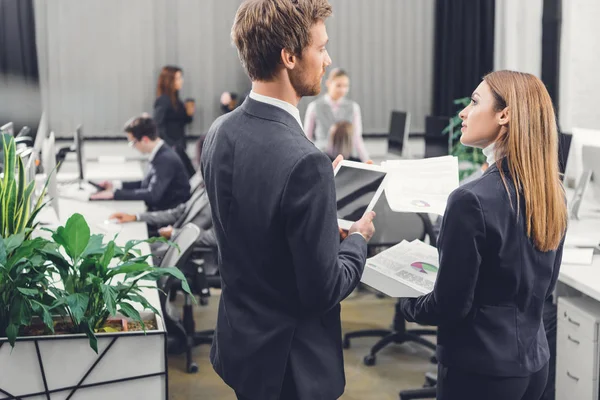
{"left": 201, "top": 97, "right": 368, "bottom": 400}
{"left": 139, "top": 173, "right": 216, "bottom": 247}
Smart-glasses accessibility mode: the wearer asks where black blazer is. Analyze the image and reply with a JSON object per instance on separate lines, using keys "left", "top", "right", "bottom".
{"left": 114, "top": 144, "right": 191, "bottom": 211}
{"left": 201, "top": 97, "right": 368, "bottom": 400}
{"left": 153, "top": 94, "right": 192, "bottom": 146}
{"left": 401, "top": 161, "right": 565, "bottom": 377}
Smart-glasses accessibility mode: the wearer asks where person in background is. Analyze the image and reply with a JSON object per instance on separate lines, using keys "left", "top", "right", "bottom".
{"left": 304, "top": 68, "right": 369, "bottom": 161}
{"left": 154, "top": 65, "right": 196, "bottom": 177}
{"left": 90, "top": 115, "right": 191, "bottom": 214}
{"left": 109, "top": 137, "right": 215, "bottom": 263}
{"left": 325, "top": 120, "right": 360, "bottom": 162}
{"left": 399, "top": 70, "right": 567, "bottom": 400}
{"left": 220, "top": 91, "right": 247, "bottom": 114}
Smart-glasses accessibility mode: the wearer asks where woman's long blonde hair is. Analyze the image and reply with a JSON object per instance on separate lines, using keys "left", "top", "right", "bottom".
{"left": 484, "top": 70, "right": 567, "bottom": 252}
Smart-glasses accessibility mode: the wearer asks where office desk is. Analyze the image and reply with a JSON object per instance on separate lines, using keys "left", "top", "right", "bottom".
{"left": 556, "top": 197, "right": 600, "bottom": 400}
{"left": 58, "top": 160, "right": 144, "bottom": 182}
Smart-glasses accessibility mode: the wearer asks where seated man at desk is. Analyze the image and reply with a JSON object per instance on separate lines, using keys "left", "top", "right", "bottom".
{"left": 109, "top": 137, "right": 216, "bottom": 262}
{"left": 90, "top": 115, "right": 191, "bottom": 211}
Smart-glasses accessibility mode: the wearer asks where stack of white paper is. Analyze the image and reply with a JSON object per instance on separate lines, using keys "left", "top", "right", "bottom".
{"left": 382, "top": 156, "right": 459, "bottom": 215}
{"left": 361, "top": 239, "right": 439, "bottom": 298}
{"left": 562, "top": 248, "right": 595, "bottom": 265}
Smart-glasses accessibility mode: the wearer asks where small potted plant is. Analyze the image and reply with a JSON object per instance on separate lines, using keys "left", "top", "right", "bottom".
{"left": 443, "top": 97, "right": 486, "bottom": 180}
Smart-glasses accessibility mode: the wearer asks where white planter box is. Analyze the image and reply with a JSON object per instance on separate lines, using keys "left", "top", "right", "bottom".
{"left": 0, "top": 313, "right": 167, "bottom": 400}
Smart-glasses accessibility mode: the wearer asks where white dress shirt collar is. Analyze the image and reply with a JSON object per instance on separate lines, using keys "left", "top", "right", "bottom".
{"left": 482, "top": 141, "right": 496, "bottom": 166}
{"left": 149, "top": 139, "right": 164, "bottom": 162}
{"left": 249, "top": 91, "right": 303, "bottom": 130}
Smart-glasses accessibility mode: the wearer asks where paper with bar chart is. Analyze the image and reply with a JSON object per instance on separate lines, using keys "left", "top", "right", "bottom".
{"left": 382, "top": 156, "right": 459, "bottom": 215}
{"left": 361, "top": 239, "right": 439, "bottom": 297}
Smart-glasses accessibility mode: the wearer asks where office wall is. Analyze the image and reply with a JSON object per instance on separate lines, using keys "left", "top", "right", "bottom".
{"left": 559, "top": 0, "right": 600, "bottom": 132}
{"left": 34, "top": 0, "right": 435, "bottom": 138}
{"left": 494, "top": 0, "right": 543, "bottom": 77}
{"left": 34, "top": 0, "right": 247, "bottom": 138}
{"left": 301, "top": 0, "right": 435, "bottom": 134}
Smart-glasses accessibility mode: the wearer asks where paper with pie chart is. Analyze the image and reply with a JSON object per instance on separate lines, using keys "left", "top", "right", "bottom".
{"left": 361, "top": 239, "right": 439, "bottom": 298}
{"left": 382, "top": 156, "right": 459, "bottom": 215}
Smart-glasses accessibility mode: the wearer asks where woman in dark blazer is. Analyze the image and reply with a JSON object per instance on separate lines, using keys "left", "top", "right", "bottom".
{"left": 154, "top": 65, "right": 195, "bottom": 176}
{"left": 400, "top": 70, "right": 567, "bottom": 400}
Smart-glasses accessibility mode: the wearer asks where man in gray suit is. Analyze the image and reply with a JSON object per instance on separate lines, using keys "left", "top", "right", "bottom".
{"left": 109, "top": 171, "right": 216, "bottom": 262}
{"left": 201, "top": 1, "right": 375, "bottom": 399}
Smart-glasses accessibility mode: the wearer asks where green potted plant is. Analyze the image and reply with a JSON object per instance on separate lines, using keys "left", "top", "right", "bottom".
{"left": 0, "top": 134, "right": 54, "bottom": 344}
{"left": 0, "top": 134, "right": 48, "bottom": 238}
{"left": 442, "top": 98, "right": 486, "bottom": 180}
{"left": 40, "top": 213, "right": 192, "bottom": 352}
{"left": 0, "top": 134, "right": 189, "bottom": 398}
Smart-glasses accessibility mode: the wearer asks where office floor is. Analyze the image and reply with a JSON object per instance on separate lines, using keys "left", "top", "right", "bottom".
{"left": 168, "top": 288, "right": 437, "bottom": 400}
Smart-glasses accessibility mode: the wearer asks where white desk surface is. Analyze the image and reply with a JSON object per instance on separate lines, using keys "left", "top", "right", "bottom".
{"left": 558, "top": 191, "right": 600, "bottom": 302}
{"left": 58, "top": 160, "right": 144, "bottom": 182}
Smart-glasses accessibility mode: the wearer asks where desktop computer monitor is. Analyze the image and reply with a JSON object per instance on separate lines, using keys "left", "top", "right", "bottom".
{"left": 582, "top": 144, "right": 600, "bottom": 202}
{"left": 34, "top": 113, "right": 48, "bottom": 155}
{"left": 388, "top": 111, "right": 411, "bottom": 156}
{"left": 74, "top": 125, "right": 84, "bottom": 182}
{"left": 42, "top": 132, "right": 59, "bottom": 217}
{"left": 1, "top": 122, "right": 14, "bottom": 136}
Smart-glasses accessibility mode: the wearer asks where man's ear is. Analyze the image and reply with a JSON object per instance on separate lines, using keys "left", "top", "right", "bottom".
{"left": 498, "top": 107, "right": 510, "bottom": 127}
{"left": 281, "top": 48, "right": 297, "bottom": 70}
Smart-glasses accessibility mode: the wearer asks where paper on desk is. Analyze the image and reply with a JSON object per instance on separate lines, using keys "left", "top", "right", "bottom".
{"left": 562, "top": 248, "right": 595, "bottom": 265}
{"left": 361, "top": 240, "right": 439, "bottom": 297}
{"left": 382, "top": 156, "right": 459, "bottom": 215}
{"left": 564, "top": 231, "right": 600, "bottom": 248}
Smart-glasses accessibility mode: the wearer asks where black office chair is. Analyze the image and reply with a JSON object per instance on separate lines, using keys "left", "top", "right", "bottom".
{"left": 342, "top": 192, "right": 438, "bottom": 366}
{"left": 158, "top": 224, "right": 203, "bottom": 371}
{"left": 168, "top": 244, "right": 220, "bottom": 373}
{"left": 387, "top": 111, "right": 411, "bottom": 157}
{"left": 424, "top": 116, "right": 450, "bottom": 158}
{"left": 399, "top": 372, "right": 437, "bottom": 399}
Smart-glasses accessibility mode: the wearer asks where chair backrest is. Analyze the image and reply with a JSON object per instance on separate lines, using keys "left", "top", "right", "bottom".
{"left": 424, "top": 115, "right": 451, "bottom": 158}
{"left": 558, "top": 132, "right": 573, "bottom": 179}
{"left": 369, "top": 191, "right": 436, "bottom": 247}
{"left": 159, "top": 223, "right": 201, "bottom": 269}
{"left": 425, "top": 115, "right": 450, "bottom": 138}
{"left": 388, "top": 111, "right": 411, "bottom": 156}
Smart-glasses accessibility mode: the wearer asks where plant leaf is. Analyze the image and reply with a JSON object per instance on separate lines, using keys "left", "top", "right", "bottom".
{"left": 66, "top": 293, "right": 89, "bottom": 325}
{"left": 17, "top": 287, "right": 39, "bottom": 297}
{"left": 118, "top": 302, "right": 145, "bottom": 330}
{"left": 127, "top": 293, "right": 160, "bottom": 316}
{"left": 0, "top": 237, "right": 6, "bottom": 265}
{"left": 31, "top": 301, "right": 55, "bottom": 333}
{"left": 100, "top": 284, "right": 118, "bottom": 316}
{"left": 140, "top": 267, "right": 193, "bottom": 296}
{"left": 4, "top": 233, "right": 25, "bottom": 254}
{"left": 6, "top": 324, "right": 18, "bottom": 347}
{"left": 100, "top": 241, "right": 116, "bottom": 270}
{"left": 107, "top": 262, "right": 153, "bottom": 278}
{"left": 81, "top": 320, "right": 98, "bottom": 354}
{"left": 56, "top": 214, "right": 91, "bottom": 261}
{"left": 80, "top": 234, "right": 106, "bottom": 259}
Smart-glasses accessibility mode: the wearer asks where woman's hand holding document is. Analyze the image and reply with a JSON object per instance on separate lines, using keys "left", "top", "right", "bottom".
{"left": 361, "top": 239, "right": 439, "bottom": 297}
{"left": 382, "top": 156, "right": 459, "bottom": 215}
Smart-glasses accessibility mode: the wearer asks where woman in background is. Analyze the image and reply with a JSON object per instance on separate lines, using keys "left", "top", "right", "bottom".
{"left": 400, "top": 70, "right": 567, "bottom": 400}
{"left": 304, "top": 68, "right": 369, "bottom": 161}
{"left": 326, "top": 121, "right": 360, "bottom": 162}
{"left": 154, "top": 65, "right": 195, "bottom": 177}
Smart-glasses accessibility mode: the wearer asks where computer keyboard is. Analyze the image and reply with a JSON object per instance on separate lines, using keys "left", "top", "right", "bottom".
{"left": 57, "top": 182, "right": 98, "bottom": 202}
